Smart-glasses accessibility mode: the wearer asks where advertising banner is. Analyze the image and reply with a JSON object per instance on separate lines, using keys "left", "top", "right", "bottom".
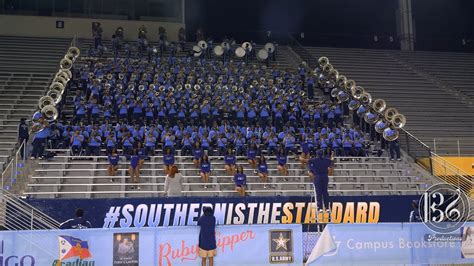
{"left": 27, "top": 195, "right": 419, "bottom": 228}
{"left": 0, "top": 224, "right": 303, "bottom": 266}
{"left": 306, "top": 222, "right": 474, "bottom": 265}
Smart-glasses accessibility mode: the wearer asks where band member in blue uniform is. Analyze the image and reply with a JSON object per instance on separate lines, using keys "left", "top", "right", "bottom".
{"left": 308, "top": 150, "right": 334, "bottom": 212}
{"left": 234, "top": 165, "right": 247, "bottom": 197}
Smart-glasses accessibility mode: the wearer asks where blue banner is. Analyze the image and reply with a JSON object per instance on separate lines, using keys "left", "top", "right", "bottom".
{"left": 0, "top": 224, "right": 303, "bottom": 265}
{"left": 27, "top": 196, "right": 419, "bottom": 228}
{"left": 306, "top": 222, "right": 474, "bottom": 265}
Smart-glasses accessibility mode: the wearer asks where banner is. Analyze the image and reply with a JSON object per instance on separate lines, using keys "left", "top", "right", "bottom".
{"left": 0, "top": 224, "right": 303, "bottom": 265}
{"left": 306, "top": 222, "right": 474, "bottom": 265}
{"left": 27, "top": 196, "right": 419, "bottom": 228}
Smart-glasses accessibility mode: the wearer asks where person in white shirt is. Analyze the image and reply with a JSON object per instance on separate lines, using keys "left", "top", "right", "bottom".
{"left": 164, "top": 165, "right": 183, "bottom": 197}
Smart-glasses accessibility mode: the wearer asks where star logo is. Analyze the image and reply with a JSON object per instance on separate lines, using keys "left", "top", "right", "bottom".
{"left": 273, "top": 232, "right": 291, "bottom": 251}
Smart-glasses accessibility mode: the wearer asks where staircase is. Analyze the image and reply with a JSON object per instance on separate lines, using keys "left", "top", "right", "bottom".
{"left": 0, "top": 36, "right": 71, "bottom": 171}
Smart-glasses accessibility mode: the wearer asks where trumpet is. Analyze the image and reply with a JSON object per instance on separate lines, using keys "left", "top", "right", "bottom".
{"left": 107, "top": 73, "right": 113, "bottom": 80}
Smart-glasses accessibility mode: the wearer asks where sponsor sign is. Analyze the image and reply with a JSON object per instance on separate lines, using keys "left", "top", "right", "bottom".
{"left": 27, "top": 196, "right": 419, "bottom": 228}
{"left": 306, "top": 222, "right": 474, "bottom": 265}
{"left": 0, "top": 224, "right": 302, "bottom": 265}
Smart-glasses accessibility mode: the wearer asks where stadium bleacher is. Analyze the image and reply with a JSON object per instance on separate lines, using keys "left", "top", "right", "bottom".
{"left": 302, "top": 46, "right": 474, "bottom": 155}
{"left": 3, "top": 37, "right": 437, "bottom": 199}
{"left": 0, "top": 36, "right": 71, "bottom": 171}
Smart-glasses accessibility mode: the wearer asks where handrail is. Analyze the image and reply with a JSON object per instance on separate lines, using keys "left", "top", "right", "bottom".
{"left": 0, "top": 188, "right": 60, "bottom": 230}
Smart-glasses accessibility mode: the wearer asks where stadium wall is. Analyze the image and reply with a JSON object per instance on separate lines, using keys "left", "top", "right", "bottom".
{"left": 0, "top": 15, "right": 183, "bottom": 42}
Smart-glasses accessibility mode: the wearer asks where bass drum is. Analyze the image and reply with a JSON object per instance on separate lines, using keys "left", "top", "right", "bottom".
{"left": 257, "top": 49, "right": 268, "bottom": 61}
{"left": 214, "top": 45, "right": 224, "bottom": 56}
{"left": 192, "top": 45, "right": 202, "bottom": 57}
{"left": 235, "top": 47, "right": 246, "bottom": 58}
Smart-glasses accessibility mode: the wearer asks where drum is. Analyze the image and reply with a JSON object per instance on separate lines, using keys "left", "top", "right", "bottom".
{"left": 264, "top": 42, "right": 275, "bottom": 53}
{"left": 192, "top": 45, "right": 202, "bottom": 57}
{"left": 198, "top": 40, "right": 208, "bottom": 49}
{"left": 257, "top": 49, "right": 269, "bottom": 61}
{"left": 235, "top": 47, "right": 246, "bottom": 58}
{"left": 214, "top": 45, "right": 224, "bottom": 56}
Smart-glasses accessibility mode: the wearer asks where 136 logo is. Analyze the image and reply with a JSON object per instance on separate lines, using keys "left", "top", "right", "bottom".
{"left": 419, "top": 183, "right": 470, "bottom": 233}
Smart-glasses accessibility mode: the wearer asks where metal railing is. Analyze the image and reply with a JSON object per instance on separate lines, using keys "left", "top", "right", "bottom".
{"left": 432, "top": 137, "right": 474, "bottom": 156}
{"left": 399, "top": 128, "right": 473, "bottom": 196}
{"left": 0, "top": 188, "right": 60, "bottom": 230}
{"left": 1, "top": 140, "right": 27, "bottom": 192}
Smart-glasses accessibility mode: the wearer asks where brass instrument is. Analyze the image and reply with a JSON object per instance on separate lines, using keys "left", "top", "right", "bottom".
{"left": 49, "top": 82, "right": 65, "bottom": 94}
{"left": 344, "top": 79, "right": 356, "bottom": 91}
{"left": 374, "top": 119, "right": 389, "bottom": 134}
{"left": 348, "top": 99, "right": 361, "bottom": 111}
{"left": 391, "top": 114, "right": 406, "bottom": 129}
{"left": 364, "top": 109, "right": 379, "bottom": 124}
{"left": 336, "top": 75, "right": 347, "bottom": 88}
{"left": 384, "top": 107, "right": 398, "bottom": 121}
{"left": 47, "top": 89, "right": 62, "bottom": 105}
{"left": 336, "top": 91, "right": 349, "bottom": 103}
{"left": 360, "top": 92, "right": 372, "bottom": 105}
{"left": 351, "top": 86, "right": 365, "bottom": 99}
{"left": 383, "top": 127, "right": 399, "bottom": 141}
{"left": 330, "top": 88, "right": 339, "bottom": 98}
{"left": 41, "top": 105, "right": 58, "bottom": 121}
{"left": 194, "top": 84, "right": 201, "bottom": 91}
{"left": 185, "top": 83, "right": 191, "bottom": 90}
{"left": 318, "top": 57, "right": 329, "bottom": 68}
{"left": 119, "top": 73, "right": 125, "bottom": 80}
{"left": 107, "top": 73, "right": 113, "bottom": 80}
{"left": 38, "top": 96, "right": 55, "bottom": 109}
{"left": 372, "top": 99, "right": 387, "bottom": 113}
{"left": 138, "top": 84, "right": 145, "bottom": 91}
{"left": 60, "top": 58, "right": 72, "bottom": 70}
{"left": 68, "top": 46, "right": 81, "bottom": 59}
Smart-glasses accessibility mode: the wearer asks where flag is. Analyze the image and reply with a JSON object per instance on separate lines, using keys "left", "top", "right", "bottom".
{"left": 58, "top": 235, "right": 92, "bottom": 261}
{"left": 305, "top": 227, "right": 336, "bottom": 265}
